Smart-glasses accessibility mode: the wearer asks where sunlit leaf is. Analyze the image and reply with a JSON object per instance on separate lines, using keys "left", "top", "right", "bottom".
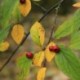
{"left": 55, "top": 45, "right": 80, "bottom": 80}
{"left": 54, "top": 9, "right": 80, "bottom": 39}
{"left": 33, "top": 51, "right": 45, "bottom": 67}
{"left": 45, "top": 42, "right": 56, "bottom": 62}
{"left": 73, "top": 2, "right": 80, "bottom": 8}
{"left": 17, "top": 54, "right": 32, "bottom": 80}
{"left": 69, "top": 31, "right": 80, "bottom": 50}
{"left": 30, "top": 21, "right": 45, "bottom": 46}
{"left": 19, "top": 0, "right": 31, "bottom": 16}
{"left": 11, "top": 24, "right": 25, "bottom": 44}
{"left": 37, "top": 67, "right": 46, "bottom": 80}
{"left": 0, "top": 41, "right": 9, "bottom": 52}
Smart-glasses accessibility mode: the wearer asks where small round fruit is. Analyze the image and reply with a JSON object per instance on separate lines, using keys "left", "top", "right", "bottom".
{"left": 49, "top": 45, "right": 60, "bottom": 53}
{"left": 20, "top": 0, "right": 26, "bottom": 4}
{"left": 26, "top": 52, "right": 33, "bottom": 59}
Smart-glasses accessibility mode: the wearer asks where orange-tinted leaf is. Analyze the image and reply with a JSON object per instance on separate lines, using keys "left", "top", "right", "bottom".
{"left": 11, "top": 24, "right": 25, "bottom": 44}
{"left": 33, "top": 51, "right": 45, "bottom": 67}
{"left": 37, "top": 67, "right": 46, "bottom": 80}
{"left": 19, "top": 0, "right": 31, "bottom": 16}
{"left": 45, "top": 42, "right": 56, "bottom": 62}
{"left": 0, "top": 41, "right": 9, "bottom": 52}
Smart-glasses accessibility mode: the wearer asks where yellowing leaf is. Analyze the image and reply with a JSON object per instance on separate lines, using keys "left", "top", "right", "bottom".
{"left": 30, "top": 21, "right": 45, "bottom": 46}
{"left": 33, "top": 51, "right": 45, "bottom": 67}
{"left": 19, "top": 0, "right": 31, "bottom": 16}
{"left": 0, "top": 41, "right": 9, "bottom": 52}
{"left": 45, "top": 42, "right": 56, "bottom": 62}
{"left": 73, "top": 2, "right": 80, "bottom": 8}
{"left": 37, "top": 67, "right": 46, "bottom": 80}
{"left": 11, "top": 24, "right": 25, "bottom": 44}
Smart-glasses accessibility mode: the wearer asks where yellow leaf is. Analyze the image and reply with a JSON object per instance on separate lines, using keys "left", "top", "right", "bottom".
{"left": 30, "top": 21, "right": 45, "bottom": 46}
{"left": 19, "top": 0, "right": 31, "bottom": 16}
{"left": 45, "top": 42, "right": 56, "bottom": 62}
{"left": 37, "top": 67, "right": 46, "bottom": 80}
{"left": 73, "top": 2, "right": 80, "bottom": 8}
{"left": 0, "top": 41, "right": 9, "bottom": 52}
{"left": 11, "top": 24, "right": 25, "bottom": 44}
{"left": 33, "top": 51, "right": 45, "bottom": 67}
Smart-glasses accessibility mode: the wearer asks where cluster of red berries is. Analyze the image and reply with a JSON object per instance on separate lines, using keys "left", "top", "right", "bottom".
{"left": 26, "top": 45, "right": 60, "bottom": 59}
{"left": 20, "top": 0, "right": 26, "bottom": 4}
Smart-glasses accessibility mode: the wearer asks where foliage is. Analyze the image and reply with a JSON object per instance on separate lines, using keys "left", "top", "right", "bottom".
{"left": 11, "top": 24, "right": 25, "bottom": 44}
{"left": 54, "top": 9, "right": 80, "bottom": 39}
{"left": 0, "top": 0, "right": 80, "bottom": 80}
{"left": 55, "top": 45, "right": 80, "bottom": 80}
{"left": 30, "top": 21, "right": 45, "bottom": 46}
{"left": 17, "top": 54, "right": 32, "bottom": 80}
{"left": 69, "top": 31, "right": 80, "bottom": 50}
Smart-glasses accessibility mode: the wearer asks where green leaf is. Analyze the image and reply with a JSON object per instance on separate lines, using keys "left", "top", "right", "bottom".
{"left": 30, "top": 21, "right": 45, "bottom": 46}
{"left": 0, "top": 26, "right": 10, "bottom": 43}
{"left": 55, "top": 45, "right": 80, "bottom": 80}
{"left": 0, "top": 0, "right": 19, "bottom": 27}
{"left": 0, "top": 0, "right": 19, "bottom": 43}
{"left": 54, "top": 9, "right": 80, "bottom": 39}
{"left": 69, "top": 31, "right": 80, "bottom": 50}
{"left": 17, "top": 55, "right": 32, "bottom": 80}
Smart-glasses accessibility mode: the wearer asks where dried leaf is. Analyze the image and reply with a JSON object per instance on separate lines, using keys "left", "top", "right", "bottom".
{"left": 19, "top": 0, "right": 31, "bottom": 16}
{"left": 11, "top": 24, "right": 25, "bottom": 44}
{"left": 0, "top": 41, "right": 9, "bottom": 52}
{"left": 30, "top": 21, "right": 45, "bottom": 46}
{"left": 37, "top": 67, "right": 46, "bottom": 80}
{"left": 45, "top": 42, "right": 56, "bottom": 62}
{"left": 73, "top": 2, "right": 80, "bottom": 8}
{"left": 33, "top": 51, "right": 45, "bottom": 67}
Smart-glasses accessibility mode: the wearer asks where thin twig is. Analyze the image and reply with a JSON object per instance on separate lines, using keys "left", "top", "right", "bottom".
{"left": 47, "top": 0, "right": 63, "bottom": 44}
{"left": 33, "top": 2, "right": 47, "bottom": 12}
{"left": 43, "top": 0, "right": 64, "bottom": 67}
{"left": 0, "top": 0, "right": 63, "bottom": 72}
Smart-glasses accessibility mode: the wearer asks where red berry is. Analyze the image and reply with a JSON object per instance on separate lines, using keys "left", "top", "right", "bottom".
{"left": 20, "top": 0, "right": 26, "bottom": 4}
{"left": 26, "top": 52, "right": 33, "bottom": 59}
{"left": 49, "top": 45, "right": 60, "bottom": 53}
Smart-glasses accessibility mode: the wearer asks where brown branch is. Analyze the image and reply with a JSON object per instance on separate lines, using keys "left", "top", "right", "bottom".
{"left": 0, "top": 0, "right": 63, "bottom": 72}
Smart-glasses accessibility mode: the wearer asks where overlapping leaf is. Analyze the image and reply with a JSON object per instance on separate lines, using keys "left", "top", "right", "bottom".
{"left": 19, "top": 0, "right": 31, "bottom": 16}
{"left": 69, "top": 31, "right": 80, "bottom": 50}
{"left": 37, "top": 67, "right": 46, "bottom": 80}
{"left": 17, "top": 55, "right": 32, "bottom": 80}
{"left": 55, "top": 45, "right": 80, "bottom": 80}
{"left": 11, "top": 24, "right": 25, "bottom": 44}
{"left": 45, "top": 42, "right": 56, "bottom": 62}
{"left": 33, "top": 51, "right": 45, "bottom": 67}
{"left": 30, "top": 21, "right": 45, "bottom": 46}
{"left": 54, "top": 9, "right": 80, "bottom": 39}
{"left": 0, "top": 41, "right": 9, "bottom": 52}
